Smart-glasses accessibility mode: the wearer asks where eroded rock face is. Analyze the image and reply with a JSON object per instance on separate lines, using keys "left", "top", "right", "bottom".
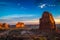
{"left": 0, "top": 23, "right": 2, "bottom": 29}
{"left": 16, "top": 22, "right": 24, "bottom": 28}
{"left": 0, "top": 23, "right": 9, "bottom": 29}
{"left": 2, "top": 23, "right": 9, "bottom": 29}
{"left": 39, "top": 11, "right": 56, "bottom": 32}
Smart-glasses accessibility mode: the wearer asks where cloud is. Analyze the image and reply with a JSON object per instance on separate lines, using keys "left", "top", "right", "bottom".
{"left": 0, "top": 14, "right": 39, "bottom": 25}
{"left": 0, "top": 14, "right": 60, "bottom": 25}
{"left": 38, "top": 4, "right": 46, "bottom": 8}
{"left": 38, "top": 3, "right": 56, "bottom": 9}
{"left": 0, "top": 14, "right": 35, "bottom": 19}
{"left": 12, "top": 19, "right": 39, "bottom": 25}
{"left": 0, "top": 18, "right": 39, "bottom": 25}
{"left": 48, "top": 4, "right": 56, "bottom": 7}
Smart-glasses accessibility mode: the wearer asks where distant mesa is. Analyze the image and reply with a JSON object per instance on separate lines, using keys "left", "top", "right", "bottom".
{"left": 16, "top": 22, "right": 24, "bottom": 28}
{"left": 39, "top": 11, "right": 56, "bottom": 32}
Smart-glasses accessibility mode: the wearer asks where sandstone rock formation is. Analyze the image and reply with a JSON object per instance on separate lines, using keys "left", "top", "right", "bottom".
{"left": 39, "top": 11, "right": 56, "bottom": 32}
{"left": 2, "top": 23, "right": 9, "bottom": 29}
{"left": 0, "top": 23, "right": 2, "bottom": 29}
{"left": 16, "top": 22, "right": 24, "bottom": 28}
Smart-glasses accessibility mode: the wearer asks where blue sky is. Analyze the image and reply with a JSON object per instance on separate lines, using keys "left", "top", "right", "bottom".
{"left": 0, "top": 0, "right": 60, "bottom": 24}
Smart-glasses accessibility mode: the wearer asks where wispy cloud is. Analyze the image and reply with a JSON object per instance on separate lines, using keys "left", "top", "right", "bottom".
{"left": 0, "top": 14, "right": 60, "bottom": 25}
{"left": 0, "top": 14, "right": 35, "bottom": 19}
{"left": 11, "top": 19, "right": 39, "bottom": 25}
{"left": 38, "top": 4, "right": 46, "bottom": 8}
{"left": 0, "top": 14, "right": 39, "bottom": 25}
{"left": 48, "top": 4, "right": 56, "bottom": 7}
{"left": 0, "top": 18, "right": 39, "bottom": 25}
{"left": 38, "top": 3, "right": 56, "bottom": 9}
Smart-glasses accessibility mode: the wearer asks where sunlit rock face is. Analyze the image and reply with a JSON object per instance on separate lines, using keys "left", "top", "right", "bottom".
{"left": 2, "top": 23, "right": 9, "bottom": 29}
{"left": 0, "top": 23, "right": 2, "bottom": 29}
{"left": 16, "top": 22, "right": 24, "bottom": 28}
{"left": 39, "top": 11, "right": 56, "bottom": 32}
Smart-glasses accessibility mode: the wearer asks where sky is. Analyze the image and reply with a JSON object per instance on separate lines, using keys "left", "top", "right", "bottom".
{"left": 0, "top": 0, "right": 60, "bottom": 25}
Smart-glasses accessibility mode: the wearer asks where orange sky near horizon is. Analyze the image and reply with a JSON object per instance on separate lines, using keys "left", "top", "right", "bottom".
{"left": 55, "top": 19, "right": 60, "bottom": 24}
{"left": 0, "top": 18, "right": 60, "bottom": 25}
{"left": 23, "top": 18, "right": 60, "bottom": 24}
{"left": 8, "top": 18, "right": 60, "bottom": 25}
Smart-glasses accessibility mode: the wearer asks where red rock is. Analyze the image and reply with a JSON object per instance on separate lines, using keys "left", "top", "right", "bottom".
{"left": 57, "top": 30, "right": 60, "bottom": 34}
{"left": 0, "top": 23, "right": 2, "bottom": 29}
{"left": 16, "top": 22, "right": 24, "bottom": 28}
{"left": 2, "top": 23, "right": 9, "bottom": 29}
{"left": 39, "top": 11, "right": 56, "bottom": 32}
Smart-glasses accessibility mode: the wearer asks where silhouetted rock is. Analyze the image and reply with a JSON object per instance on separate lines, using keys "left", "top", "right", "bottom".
{"left": 39, "top": 11, "right": 56, "bottom": 32}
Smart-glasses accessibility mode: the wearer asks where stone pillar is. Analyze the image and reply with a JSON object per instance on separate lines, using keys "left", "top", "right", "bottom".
{"left": 39, "top": 11, "right": 56, "bottom": 32}
{"left": 39, "top": 11, "right": 56, "bottom": 40}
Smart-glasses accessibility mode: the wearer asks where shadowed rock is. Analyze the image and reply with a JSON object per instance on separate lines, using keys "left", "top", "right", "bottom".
{"left": 39, "top": 11, "right": 56, "bottom": 32}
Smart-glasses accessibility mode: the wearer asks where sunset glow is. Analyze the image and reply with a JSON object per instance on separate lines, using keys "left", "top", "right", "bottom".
{"left": 55, "top": 19, "right": 60, "bottom": 24}
{"left": 0, "top": 0, "right": 60, "bottom": 25}
{"left": 3, "top": 18, "right": 60, "bottom": 25}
